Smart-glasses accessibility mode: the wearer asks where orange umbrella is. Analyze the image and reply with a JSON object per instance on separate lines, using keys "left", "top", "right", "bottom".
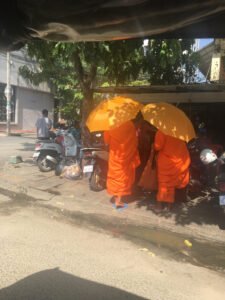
{"left": 86, "top": 96, "right": 143, "bottom": 132}
{"left": 141, "top": 102, "right": 196, "bottom": 142}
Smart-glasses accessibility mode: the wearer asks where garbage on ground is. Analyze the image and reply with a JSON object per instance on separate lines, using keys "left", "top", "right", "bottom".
{"left": 60, "top": 163, "right": 82, "bottom": 180}
{"left": 139, "top": 248, "right": 149, "bottom": 252}
{"left": 139, "top": 248, "right": 156, "bottom": 257}
{"left": 9, "top": 155, "right": 23, "bottom": 164}
{"left": 184, "top": 239, "right": 193, "bottom": 248}
{"left": 181, "top": 250, "right": 191, "bottom": 257}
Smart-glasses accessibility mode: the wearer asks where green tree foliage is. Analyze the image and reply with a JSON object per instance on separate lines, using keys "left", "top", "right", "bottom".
{"left": 143, "top": 39, "right": 199, "bottom": 84}
{"left": 20, "top": 39, "right": 199, "bottom": 124}
{"left": 20, "top": 40, "right": 144, "bottom": 124}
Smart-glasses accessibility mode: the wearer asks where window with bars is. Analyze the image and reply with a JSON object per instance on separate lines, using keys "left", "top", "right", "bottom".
{"left": 0, "top": 83, "right": 16, "bottom": 122}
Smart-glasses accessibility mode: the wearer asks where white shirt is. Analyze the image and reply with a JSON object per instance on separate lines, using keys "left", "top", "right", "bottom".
{"left": 35, "top": 117, "right": 52, "bottom": 138}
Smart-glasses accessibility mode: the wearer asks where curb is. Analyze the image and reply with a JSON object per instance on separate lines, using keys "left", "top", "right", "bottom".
{"left": 0, "top": 179, "right": 53, "bottom": 202}
{"left": 0, "top": 132, "right": 36, "bottom": 137}
{"left": 1, "top": 175, "right": 225, "bottom": 245}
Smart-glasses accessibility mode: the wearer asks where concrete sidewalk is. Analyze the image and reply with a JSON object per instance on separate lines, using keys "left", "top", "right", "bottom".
{"left": 1, "top": 158, "right": 225, "bottom": 246}
{"left": 0, "top": 130, "right": 36, "bottom": 137}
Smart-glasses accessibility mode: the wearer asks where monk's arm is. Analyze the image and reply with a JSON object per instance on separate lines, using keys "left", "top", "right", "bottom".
{"left": 104, "top": 131, "right": 110, "bottom": 145}
{"left": 154, "top": 130, "right": 166, "bottom": 151}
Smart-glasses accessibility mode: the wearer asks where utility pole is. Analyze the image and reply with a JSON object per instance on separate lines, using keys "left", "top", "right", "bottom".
{"left": 4, "top": 52, "right": 12, "bottom": 135}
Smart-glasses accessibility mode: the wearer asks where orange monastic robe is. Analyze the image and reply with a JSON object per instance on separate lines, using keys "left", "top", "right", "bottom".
{"left": 104, "top": 121, "right": 140, "bottom": 197}
{"left": 154, "top": 130, "right": 190, "bottom": 203}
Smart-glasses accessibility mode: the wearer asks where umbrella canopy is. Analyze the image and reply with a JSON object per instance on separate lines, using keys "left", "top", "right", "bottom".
{"left": 141, "top": 102, "right": 196, "bottom": 142}
{"left": 86, "top": 96, "right": 143, "bottom": 132}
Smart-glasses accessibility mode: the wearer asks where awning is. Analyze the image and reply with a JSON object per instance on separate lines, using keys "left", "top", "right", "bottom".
{"left": 1, "top": 1, "right": 225, "bottom": 51}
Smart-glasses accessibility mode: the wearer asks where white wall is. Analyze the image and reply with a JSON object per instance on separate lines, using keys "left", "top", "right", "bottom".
{"left": 0, "top": 49, "right": 54, "bottom": 132}
{"left": 17, "top": 88, "right": 54, "bottom": 130}
{"left": 0, "top": 50, "right": 51, "bottom": 93}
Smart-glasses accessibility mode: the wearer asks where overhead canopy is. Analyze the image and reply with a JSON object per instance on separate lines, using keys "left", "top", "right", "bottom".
{"left": 1, "top": 0, "right": 225, "bottom": 51}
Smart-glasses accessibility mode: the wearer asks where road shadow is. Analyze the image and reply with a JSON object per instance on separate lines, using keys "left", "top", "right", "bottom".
{"left": 0, "top": 268, "right": 148, "bottom": 300}
{"left": 17, "top": 142, "right": 35, "bottom": 151}
{"left": 136, "top": 191, "right": 225, "bottom": 230}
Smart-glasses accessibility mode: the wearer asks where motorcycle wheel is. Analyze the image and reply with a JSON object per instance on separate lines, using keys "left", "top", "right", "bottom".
{"left": 37, "top": 155, "right": 55, "bottom": 172}
{"left": 89, "top": 168, "right": 105, "bottom": 192}
{"left": 55, "top": 162, "right": 64, "bottom": 176}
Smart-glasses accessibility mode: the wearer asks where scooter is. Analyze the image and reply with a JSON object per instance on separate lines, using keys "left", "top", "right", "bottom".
{"left": 33, "top": 130, "right": 80, "bottom": 172}
{"left": 33, "top": 137, "right": 61, "bottom": 172}
{"left": 188, "top": 139, "right": 224, "bottom": 189}
{"left": 189, "top": 144, "right": 225, "bottom": 212}
{"left": 206, "top": 151, "right": 225, "bottom": 211}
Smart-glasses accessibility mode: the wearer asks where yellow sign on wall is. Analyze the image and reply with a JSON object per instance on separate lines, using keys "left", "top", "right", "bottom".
{"left": 210, "top": 54, "right": 221, "bottom": 81}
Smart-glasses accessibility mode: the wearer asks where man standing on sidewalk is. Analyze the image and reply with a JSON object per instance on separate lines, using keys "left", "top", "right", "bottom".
{"left": 35, "top": 109, "right": 53, "bottom": 139}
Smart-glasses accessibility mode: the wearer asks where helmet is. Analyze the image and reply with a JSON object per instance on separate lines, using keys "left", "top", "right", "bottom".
{"left": 200, "top": 149, "right": 217, "bottom": 165}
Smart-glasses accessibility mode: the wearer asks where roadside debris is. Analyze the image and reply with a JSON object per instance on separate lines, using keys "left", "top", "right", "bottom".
{"left": 59, "top": 163, "right": 82, "bottom": 180}
{"left": 139, "top": 248, "right": 156, "bottom": 257}
{"left": 9, "top": 155, "right": 23, "bottom": 164}
{"left": 139, "top": 248, "right": 148, "bottom": 252}
{"left": 184, "top": 239, "right": 193, "bottom": 248}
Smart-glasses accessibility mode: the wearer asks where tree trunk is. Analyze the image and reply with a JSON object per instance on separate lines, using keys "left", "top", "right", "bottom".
{"left": 82, "top": 87, "right": 93, "bottom": 126}
{"left": 81, "top": 86, "right": 94, "bottom": 146}
{"left": 72, "top": 48, "right": 96, "bottom": 143}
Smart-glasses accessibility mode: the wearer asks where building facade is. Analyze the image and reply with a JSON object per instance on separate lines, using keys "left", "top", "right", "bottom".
{"left": 198, "top": 39, "right": 225, "bottom": 83}
{"left": 0, "top": 50, "right": 54, "bottom": 132}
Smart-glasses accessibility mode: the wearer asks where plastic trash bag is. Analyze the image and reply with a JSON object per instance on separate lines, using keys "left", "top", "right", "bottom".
{"left": 61, "top": 163, "right": 82, "bottom": 180}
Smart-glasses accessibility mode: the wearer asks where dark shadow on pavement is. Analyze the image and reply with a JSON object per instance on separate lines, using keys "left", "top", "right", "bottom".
{"left": 22, "top": 158, "right": 36, "bottom": 165}
{"left": 17, "top": 142, "right": 35, "bottom": 151}
{"left": 136, "top": 191, "right": 225, "bottom": 230}
{"left": 0, "top": 268, "right": 148, "bottom": 300}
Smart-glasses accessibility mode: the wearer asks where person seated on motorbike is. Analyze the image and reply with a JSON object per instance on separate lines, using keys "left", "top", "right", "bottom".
{"left": 69, "top": 120, "right": 81, "bottom": 142}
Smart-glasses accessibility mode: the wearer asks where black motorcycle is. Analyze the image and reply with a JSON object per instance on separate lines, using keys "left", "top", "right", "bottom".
{"left": 81, "top": 132, "right": 108, "bottom": 192}
{"left": 188, "top": 140, "right": 225, "bottom": 212}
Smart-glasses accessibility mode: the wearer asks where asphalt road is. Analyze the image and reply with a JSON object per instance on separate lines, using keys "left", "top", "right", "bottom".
{"left": 0, "top": 199, "right": 225, "bottom": 300}
{"left": 0, "top": 135, "right": 225, "bottom": 300}
{"left": 0, "top": 135, "right": 35, "bottom": 167}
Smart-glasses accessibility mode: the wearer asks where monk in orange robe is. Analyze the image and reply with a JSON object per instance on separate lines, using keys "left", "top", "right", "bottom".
{"left": 104, "top": 120, "right": 140, "bottom": 208}
{"left": 154, "top": 130, "right": 190, "bottom": 208}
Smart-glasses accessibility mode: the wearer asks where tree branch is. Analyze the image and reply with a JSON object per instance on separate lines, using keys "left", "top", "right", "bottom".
{"left": 72, "top": 49, "right": 84, "bottom": 88}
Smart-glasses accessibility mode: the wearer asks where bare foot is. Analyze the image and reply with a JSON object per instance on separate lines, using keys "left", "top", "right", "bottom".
{"left": 114, "top": 196, "right": 126, "bottom": 208}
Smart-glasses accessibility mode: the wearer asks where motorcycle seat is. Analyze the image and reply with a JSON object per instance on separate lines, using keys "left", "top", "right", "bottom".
{"left": 36, "top": 138, "right": 53, "bottom": 143}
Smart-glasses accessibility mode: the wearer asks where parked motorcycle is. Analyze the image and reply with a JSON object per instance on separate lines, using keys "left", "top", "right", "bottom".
{"left": 188, "top": 138, "right": 225, "bottom": 203}
{"left": 33, "top": 137, "right": 61, "bottom": 172}
{"left": 33, "top": 129, "right": 80, "bottom": 172}
{"left": 188, "top": 139, "right": 225, "bottom": 186}
{"left": 188, "top": 139, "right": 207, "bottom": 188}
{"left": 200, "top": 149, "right": 225, "bottom": 211}
{"left": 81, "top": 132, "right": 108, "bottom": 191}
